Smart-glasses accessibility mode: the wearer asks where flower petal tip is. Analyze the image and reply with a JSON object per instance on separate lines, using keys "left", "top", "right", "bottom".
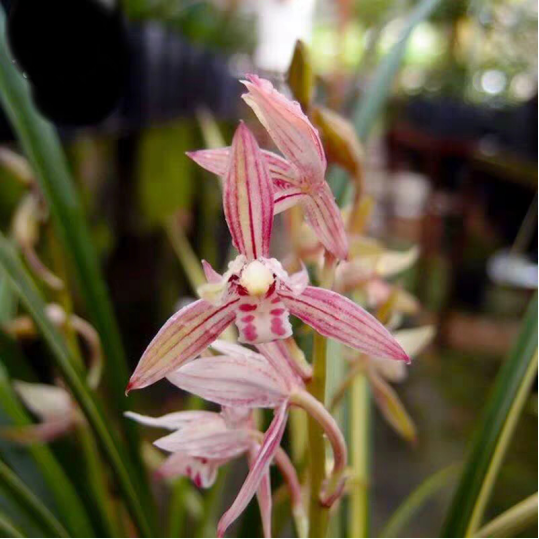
{"left": 125, "top": 379, "right": 137, "bottom": 395}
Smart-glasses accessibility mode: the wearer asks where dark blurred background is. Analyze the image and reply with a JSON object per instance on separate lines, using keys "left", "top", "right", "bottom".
{"left": 0, "top": 1, "right": 536, "bottom": 536}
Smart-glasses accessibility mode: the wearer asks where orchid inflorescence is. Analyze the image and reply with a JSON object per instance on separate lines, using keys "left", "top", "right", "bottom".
{"left": 125, "top": 74, "right": 410, "bottom": 537}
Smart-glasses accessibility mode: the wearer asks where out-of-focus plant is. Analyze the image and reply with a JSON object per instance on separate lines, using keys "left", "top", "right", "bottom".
{"left": 0, "top": 1, "right": 536, "bottom": 539}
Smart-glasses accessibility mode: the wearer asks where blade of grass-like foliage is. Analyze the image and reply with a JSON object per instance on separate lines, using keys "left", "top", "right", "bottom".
{"left": 352, "top": 0, "right": 444, "bottom": 141}
{"left": 0, "top": 509, "right": 26, "bottom": 538}
{"left": 442, "top": 293, "right": 538, "bottom": 537}
{"left": 380, "top": 464, "right": 460, "bottom": 537}
{"left": 0, "top": 8, "right": 139, "bottom": 453}
{"left": 474, "top": 492, "right": 538, "bottom": 538}
{"left": 333, "top": 0, "right": 444, "bottom": 204}
{"left": 0, "top": 458, "right": 68, "bottom": 538}
{"left": 0, "top": 233, "right": 153, "bottom": 536}
{"left": 0, "top": 277, "right": 16, "bottom": 323}
{"left": 0, "top": 363, "right": 94, "bottom": 537}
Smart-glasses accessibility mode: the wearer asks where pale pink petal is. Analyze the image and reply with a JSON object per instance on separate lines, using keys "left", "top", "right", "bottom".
{"left": 157, "top": 453, "right": 220, "bottom": 488}
{"left": 167, "top": 355, "right": 289, "bottom": 408}
{"left": 186, "top": 148, "right": 231, "bottom": 176}
{"left": 125, "top": 410, "right": 222, "bottom": 431}
{"left": 188, "top": 147, "right": 299, "bottom": 186}
{"left": 302, "top": 183, "right": 349, "bottom": 260}
{"left": 1, "top": 417, "right": 75, "bottom": 444}
{"left": 202, "top": 260, "right": 223, "bottom": 284}
{"left": 217, "top": 403, "right": 288, "bottom": 537}
{"left": 223, "top": 123, "right": 274, "bottom": 260}
{"left": 154, "top": 424, "right": 251, "bottom": 461}
{"left": 220, "top": 407, "right": 253, "bottom": 429}
{"left": 274, "top": 187, "right": 309, "bottom": 214}
{"left": 13, "top": 381, "right": 72, "bottom": 420}
{"left": 256, "top": 466, "right": 272, "bottom": 538}
{"left": 256, "top": 339, "right": 307, "bottom": 387}
{"left": 235, "top": 290, "right": 292, "bottom": 344}
{"left": 280, "top": 286, "right": 410, "bottom": 362}
{"left": 241, "top": 75, "right": 326, "bottom": 183}
{"left": 210, "top": 339, "right": 268, "bottom": 365}
{"left": 127, "top": 298, "right": 239, "bottom": 391}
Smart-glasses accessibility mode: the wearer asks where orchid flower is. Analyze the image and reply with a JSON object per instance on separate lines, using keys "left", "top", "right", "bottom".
{"left": 161, "top": 339, "right": 346, "bottom": 537}
{"left": 2, "top": 381, "right": 80, "bottom": 443}
{"left": 127, "top": 123, "right": 408, "bottom": 391}
{"left": 187, "top": 74, "right": 348, "bottom": 260}
{"left": 126, "top": 399, "right": 306, "bottom": 538}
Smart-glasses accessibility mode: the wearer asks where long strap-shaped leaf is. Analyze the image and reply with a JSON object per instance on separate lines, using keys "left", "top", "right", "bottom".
{"left": 0, "top": 233, "right": 153, "bottom": 537}
{"left": 442, "top": 293, "right": 538, "bottom": 537}
{"left": 0, "top": 7, "right": 139, "bottom": 455}
{"left": 0, "top": 457, "right": 69, "bottom": 538}
{"left": 0, "top": 363, "right": 94, "bottom": 537}
{"left": 0, "top": 509, "right": 26, "bottom": 538}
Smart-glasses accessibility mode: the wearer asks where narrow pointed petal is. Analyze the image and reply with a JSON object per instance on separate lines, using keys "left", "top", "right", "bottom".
{"left": 217, "top": 404, "right": 288, "bottom": 537}
{"left": 369, "top": 371, "right": 417, "bottom": 443}
{"left": 223, "top": 124, "right": 274, "bottom": 260}
{"left": 376, "top": 246, "right": 420, "bottom": 278}
{"left": 256, "top": 340, "right": 305, "bottom": 387}
{"left": 188, "top": 147, "right": 299, "bottom": 186}
{"left": 13, "top": 381, "right": 72, "bottom": 420}
{"left": 201, "top": 260, "right": 223, "bottom": 284}
{"left": 302, "top": 183, "right": 348, "bottom": 260}
{"left": 394, "top": 326, "right": 435, "bottom": 359}
{"left": 280, "top": 286, "right": 410, "bottom": 362}
{"left": 1, "top": 418, "right": 75, "bottom": 444}
{"left": 241, "top": 75, "right": 326, "bottom": 182}
{"left": 125, "top": 410, "right": 223, "bottom": 431}
{"left": 155, "top": 424, "right": 251, "bottom": 461}
{"left": 256, "top": 468, "right": 272, "bottom": 538}
{"left": 167, "top": 355, "right": 289, "bottom": 408}
{"left": 157, "top": 453, "right": 220, "bottom": 488}
{"left": 127, "top": 298, "right": 239, "bottom": 391}
{"left": 274, "top": 187, "right": 309, "bottom": 214}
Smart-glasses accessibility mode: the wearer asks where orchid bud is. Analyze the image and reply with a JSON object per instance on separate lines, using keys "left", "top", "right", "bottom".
{"left": 287, "top": 40, "right": 314, "bottom": 111}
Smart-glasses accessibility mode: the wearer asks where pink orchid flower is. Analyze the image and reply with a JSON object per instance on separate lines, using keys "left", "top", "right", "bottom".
{"left": 187, "top": 74, "right": 348, "bottom": 260}
{"left": 127, "top": 399, "right": 305, "bottom": 538}
{"left": 127, "top": 124, "right": 408, "bottom": 391}
{"left": 161, "top": 339, "right": 346, "bottom": 537}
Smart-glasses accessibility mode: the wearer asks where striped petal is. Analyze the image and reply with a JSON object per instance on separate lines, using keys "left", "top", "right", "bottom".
{"left": 255, "top": 340, "right": 306, "bottom": 387}
{"left": 224, "top": 123, "right": 274, "bottom": 260}
{"left": 255, "top": 463, "right": 272, "bottom": 538}
{"left": 187, "top": 147, "right": 299, "bottom": 186}
{"left": 241, "top": 75, "right": 326, "bottom": 183}
{"left": 127, "top": 298, "right": 239, "bottom": 391}
{"left": 167, "top": 354, "right": 289, "bottom": 408}
{"left": 157, "top": 453, "right": 220, "bottom": 488}
{"left": 302, "top": 183, "right": 348, "bottom": 260}
{"left": 217, "top": 403, "right": 288, "bottom": 537}
{"left": 274, "top": 187, "right": 309, "bottom": 214}
{"left": 125, "top": 410, "right": 223, "bottom": 431}
{"left": 280, "top": 286, "right": 410, "bottom": 362}
{"left": 155, "top": 424, "right": 251, "bottom": 461}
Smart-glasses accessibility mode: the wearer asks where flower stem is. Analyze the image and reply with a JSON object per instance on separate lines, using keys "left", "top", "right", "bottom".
{"left": 348, "top": 371, "right": 370, "bottom": 538}
{"left": 306, "top": 331, "right": 330, "bottom": 537}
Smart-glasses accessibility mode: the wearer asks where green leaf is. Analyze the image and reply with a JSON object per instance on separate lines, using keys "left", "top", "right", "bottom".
{"left": 0, "top": 508, "right": 26, "bottom": 538}
{"left": 0, "top": 458, "right": 68, "bottom": 538}
{"left": 0, "top": 363, "right": 94, "bottom": 537}
{"left": 441, "top": 293, "right": 538, "bottom": 537}
{"left": 0, "top": 7, "right": 141, "bottom": 456}
{"left": 352, "top": 0, "right": 444, "bottom": 142}
{"left": 0, "top": 233, "right": 153, "bottom": 537}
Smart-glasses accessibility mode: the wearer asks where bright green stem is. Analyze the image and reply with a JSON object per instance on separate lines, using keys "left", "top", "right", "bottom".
{"left": 167, "top": 478, "right": 189, "bottom": 538}
{"left": 348, "top": 372, "right": 370, "bottom": 538}
{"left": 474, "top": 492, "right": 538, "bottom": 538}
{"left": 0, "top": 457, "right": 69, "bottom": 538}
{"left": 307, "top": 331, "right": 330, "bottom": 537}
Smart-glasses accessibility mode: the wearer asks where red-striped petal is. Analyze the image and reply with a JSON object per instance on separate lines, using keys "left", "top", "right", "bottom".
{"left": 224, "top": 123, "right": 274, "bottom": 260}
{"left": 187, "top": 147, "right": 299, "bottom": 186}
{"left": 280, "top": 286, "right": 410, "bottom": 362}
{"left": 217, "top": 403, "right": 288, "bottom": 537}
{"left": 241, "top": 75, "right": 326, "bottom": 184}
{"left": 127, "top": 298, "right": 239, "bottom": 391}
{"left": 302, "top": 183, "right": 349, "bottom": 260}
{"left": 157, "top": 453, "right": 220, "bottom": 488}
{"left": 167, "top": 354, "right": 289, "bottom": 408}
